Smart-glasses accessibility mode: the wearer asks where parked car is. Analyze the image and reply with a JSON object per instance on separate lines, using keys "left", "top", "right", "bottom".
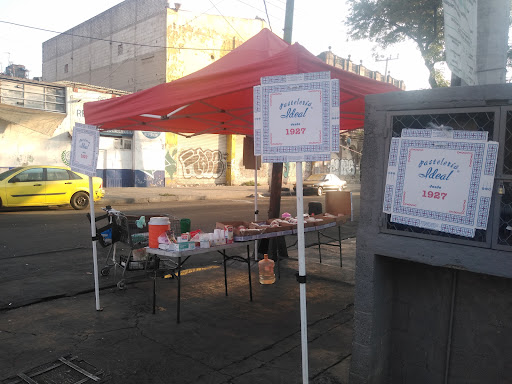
{"left": 0, "top": 166, "right": 104, "bottom": 210}
{"left": 293, "top": 173, "right": 347, "bottom": 196}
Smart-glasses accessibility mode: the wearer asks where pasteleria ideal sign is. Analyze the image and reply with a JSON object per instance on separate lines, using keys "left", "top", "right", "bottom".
{"left": 253, "top": 71, "right": 339, "bottom": 163}
{"left": 383, "top": 129, "right": 499, "bottom": 238}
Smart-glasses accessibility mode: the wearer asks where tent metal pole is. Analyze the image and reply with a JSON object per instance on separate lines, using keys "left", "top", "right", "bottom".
{"left": 88, "top": 176, "right": 101, "bottom": 311}
{"left": 296, "top": 161, "right": 309, "bottom": 384}
{"left": 254, "top": 163, "right": 259, "bottom": 260}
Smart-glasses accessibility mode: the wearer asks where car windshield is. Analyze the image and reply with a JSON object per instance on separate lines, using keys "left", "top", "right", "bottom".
{"left": 306, "top": 174, "right": 327, "bottom": 181}
{"left": 0, "top": 167, "right": 23, "bottom": 181}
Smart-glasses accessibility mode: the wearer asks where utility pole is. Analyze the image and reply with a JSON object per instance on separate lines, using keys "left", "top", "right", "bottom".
{"left": 283, "top": 0, "right": 294, "bottom": 42}
{"left": 266, "top": 0, "right": 295, "bottom": 259}
{"left": 376, "top": 54, "right": 399, "bottom": 82}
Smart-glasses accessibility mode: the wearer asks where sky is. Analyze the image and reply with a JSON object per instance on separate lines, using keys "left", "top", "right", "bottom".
{"left": 0, "top": 0, "right": 434, "bottom": 90}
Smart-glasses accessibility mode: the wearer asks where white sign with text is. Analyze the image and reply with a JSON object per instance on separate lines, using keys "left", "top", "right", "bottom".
{"left": 253, "top": 71, "right": 339, "bottom": 163}
{"left": 383, "top": 129, "right": 498, "bottom": 238}
{"left": 70, "top": 123, "right": 100, "bottom": 177}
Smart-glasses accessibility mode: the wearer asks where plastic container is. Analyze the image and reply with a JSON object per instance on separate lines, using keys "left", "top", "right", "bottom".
{"left": 180, "top": 218, "right": 191, "bottom": 233}
{"left": 148, "top": 216, "right": 170, "bottom": 248}
{"left": 258, "top": 253, "right": 276, "bottom": 284}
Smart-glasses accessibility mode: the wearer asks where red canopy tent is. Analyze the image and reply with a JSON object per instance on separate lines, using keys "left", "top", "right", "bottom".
{"left": 84, "top": 28, "right": 400, "bottom": 134}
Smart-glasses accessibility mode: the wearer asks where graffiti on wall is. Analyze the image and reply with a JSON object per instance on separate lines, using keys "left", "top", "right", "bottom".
{"left": 165, "top": 148, "right": 178, "bottom": 180}
{"left": 179, "top": 148, "right": 226, "bottom": 179}
{"left": 330, "top": 158, "right": 356, "bottom": 176}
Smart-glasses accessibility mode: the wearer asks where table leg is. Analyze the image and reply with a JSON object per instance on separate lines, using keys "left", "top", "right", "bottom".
{"left": 223, "top": 250, "right": 228, "bottom": 296}
{"left": 177, "top": 256, "right": 181, "bottom": 324}
{"left": 247, "top": 244, "right": 253, "bottom": 302}
{"left": 152, "top": 272, "right": 156, "bottom": 315}
{"left": 317, "top": 231, "right": 322, "bottom": 263}
{"left": 338, "top": 226, "right": 342, "bottom": 268}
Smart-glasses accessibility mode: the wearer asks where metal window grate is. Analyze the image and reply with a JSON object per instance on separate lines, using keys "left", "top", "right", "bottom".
{"left": 503, "top": 111, "right": 512, "bottom": 175}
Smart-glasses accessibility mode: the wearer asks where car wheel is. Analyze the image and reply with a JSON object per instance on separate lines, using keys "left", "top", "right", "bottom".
{"left": 70, "top": 192, "right": 89, "bottom": 210}
{"left": 317, "top": 187, "right": 323, "bottom": 196}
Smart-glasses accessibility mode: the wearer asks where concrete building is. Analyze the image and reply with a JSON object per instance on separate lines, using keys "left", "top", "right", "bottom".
{"left": 350, "top": 84, "right": 512, "bottom": 383}
{"left": 0, "top": 76, "right": 127, "bottom": 174}
{"left": 317, "top": 50, "right": 406, "bottom": 90}
{"left": 42, "top": 0, "right": 266, "bottom": 93}
{"left": 38, "top": 0, "right": 366, "bottom": 188}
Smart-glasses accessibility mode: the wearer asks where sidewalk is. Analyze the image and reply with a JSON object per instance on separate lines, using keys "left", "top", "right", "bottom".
{"left": 100, "top": 183, "right": 360, "bottom": 206}
{"left": 1, "top": 186, "right": 359, "bottom": 384}
{"left": 0, "top": 233, "right": 357, "bottom": 384}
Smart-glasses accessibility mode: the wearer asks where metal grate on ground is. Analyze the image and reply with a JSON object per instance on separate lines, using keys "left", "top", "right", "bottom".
{"left": 2, "top": 355, "right": 108, "bottom": 384}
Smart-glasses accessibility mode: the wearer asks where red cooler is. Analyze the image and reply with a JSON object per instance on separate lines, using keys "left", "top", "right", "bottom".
{"left": 148, "top": 216, "right": 170, "bottom": 248}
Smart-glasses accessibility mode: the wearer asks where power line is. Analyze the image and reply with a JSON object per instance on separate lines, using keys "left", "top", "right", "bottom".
{"left": 0, "top": 20, "right": 233, "bottom": 52}
{"left": 208, "top": 0, "right": 245, "bottom": 41}
{"left": 262, "top": 0, "right": 273, "bottom": 31}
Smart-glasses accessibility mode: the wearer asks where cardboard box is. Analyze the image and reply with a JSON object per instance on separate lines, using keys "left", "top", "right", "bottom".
{"left": 158, "top": 242, "right": 196, "bottom": 251}
{"left": 250, "top": 221, "right": 281, "bottom": 233}
{"left": 216, "top": 221, "right": 251, "bottom": 236}
{"left": 312, "top": 214, "right": 336, "bottom": 225}
{"left": 266, "top": 219, "right": 296, "bottom": 231}
{"left": 277, "top": 221, "right": 296, "bottom": 231}
{"left": 325, "top": 191, "right": 352, "bottom": 219}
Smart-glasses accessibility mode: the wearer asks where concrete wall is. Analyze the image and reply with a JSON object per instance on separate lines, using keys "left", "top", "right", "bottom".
{"left": 0, "top": 85, "right": 122, "bottom": 173}
{"left": 350, "top": 84, "right": 512, "bottom": 383}
{"left": 165, "top": 9, "right": 265, "bottom": 81}
{"left": 42, "top": 0, "right": 265, "bottom": 92}
{"left": 43, "top": 0, "right": 168, "bottom": 92}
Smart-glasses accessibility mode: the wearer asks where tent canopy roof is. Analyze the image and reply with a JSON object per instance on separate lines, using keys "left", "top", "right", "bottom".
{"left": 84, "top": 28, "right": 400, "bottom": 136}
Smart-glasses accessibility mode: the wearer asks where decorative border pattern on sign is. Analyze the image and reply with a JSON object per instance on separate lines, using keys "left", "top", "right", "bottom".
{"left": 476, "top": 196, "right": 491, "bottom": 228}
{"left": 392, "top": 215, "right": 420, "bottom": 227}
{"left": 453, "top": 130, "right": 488, "bottom": 141}
{"left": 383, "top": 184, "right": 394, "bottom": 212}
{"left": 253, "top": 86, "right": 262, "bottom": 156}
{"left": 388, "top": 138, "right": 399, "bottom": 166}
{"left": 392, "top": 139, "right": 485, "bottom": 226}
{"left": 484, "top": 143, "right": 499, "bottom": 175}
{"left": 401, "top": 129, "right": 432, "bottom": 138}
{"left": 330, "top": 79, "right": 340, "bottom": 152}
{"left": 262, "top": 75, "right": 287, "bottom": 84}
{"left": 262, "top": 153, "right": 331, "bottom": 163}
{"left": 440, "top": 224, "right": 475, "bottom": 237}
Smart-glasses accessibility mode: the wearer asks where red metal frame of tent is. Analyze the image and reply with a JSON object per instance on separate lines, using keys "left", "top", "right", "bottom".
{"left": 84, "top": 28, "right": 400, "bottom": 135}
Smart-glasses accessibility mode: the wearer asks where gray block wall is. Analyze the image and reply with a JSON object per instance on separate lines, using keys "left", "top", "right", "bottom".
{"left": 350, "top": 84, "right": 512, "bottom": 383}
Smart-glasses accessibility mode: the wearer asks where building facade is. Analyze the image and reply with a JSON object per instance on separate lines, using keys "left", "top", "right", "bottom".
{"left": 37, "top": 0, "right": 365, "bottom": 188}
{"left": 42, "top": 0, "right": 266, "bottom": 93}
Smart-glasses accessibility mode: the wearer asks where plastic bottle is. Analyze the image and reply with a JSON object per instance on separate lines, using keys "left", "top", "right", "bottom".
{"left": 258, "top": 254, "right": 276, "bottom": 284}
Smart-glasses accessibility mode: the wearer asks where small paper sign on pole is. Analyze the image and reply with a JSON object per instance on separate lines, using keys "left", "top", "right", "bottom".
{"left": 70, "top": 123, "right": 100, "bottom": 177}
{"left": 70, "top": 123, "right": 102, "bottom": 311}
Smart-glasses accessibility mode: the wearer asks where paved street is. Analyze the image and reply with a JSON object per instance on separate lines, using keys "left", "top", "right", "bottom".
{"left": 0, "top": 187, "right": 359, "bottom": 383}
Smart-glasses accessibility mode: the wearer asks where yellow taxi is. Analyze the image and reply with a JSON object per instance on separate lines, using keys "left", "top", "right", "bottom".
{"left": 0, "top": 165, "right": 104, "bottom": 210}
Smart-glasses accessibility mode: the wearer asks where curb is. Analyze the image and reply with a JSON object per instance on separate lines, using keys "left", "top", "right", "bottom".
{"left": 100, "top": 195, "right": 207, "bottom": 206}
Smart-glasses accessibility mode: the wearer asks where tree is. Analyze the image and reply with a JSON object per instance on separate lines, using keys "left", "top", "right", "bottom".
{"left": 345, "top": 0, "right": 444, "bottom": 88}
